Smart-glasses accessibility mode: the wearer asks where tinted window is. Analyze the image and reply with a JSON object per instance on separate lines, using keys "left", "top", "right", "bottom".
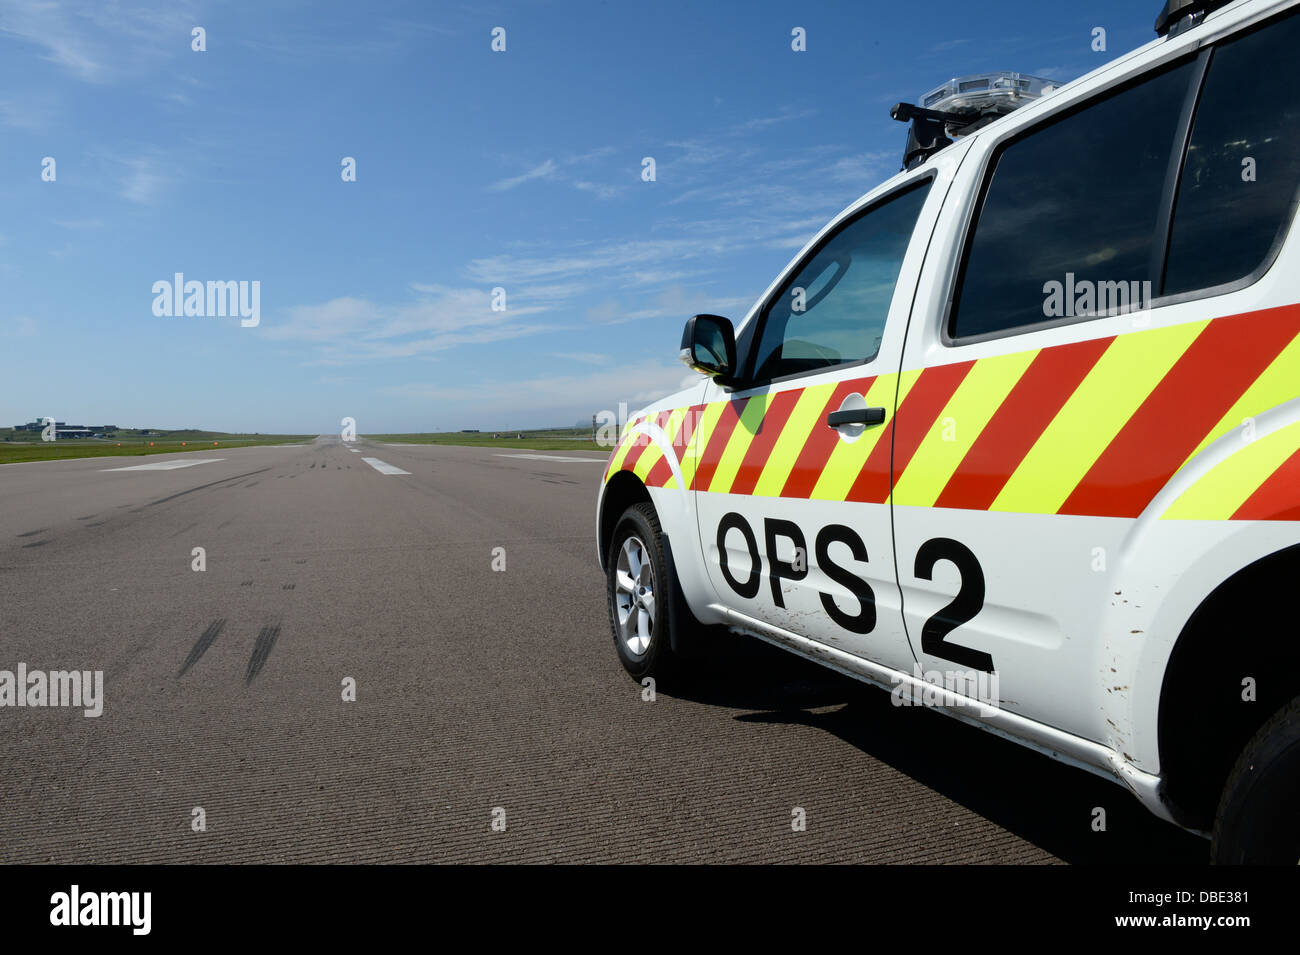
{"left": 1164, "top": 10, "right": 1300, "bottom": 294}
{"left": 951, "top": 61, "right": 1196, "bottom": 339}
{"left": 750, "top": 179, "right": 931, "bottom": 382}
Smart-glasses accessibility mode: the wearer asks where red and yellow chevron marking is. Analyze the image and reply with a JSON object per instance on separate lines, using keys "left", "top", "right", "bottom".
{"left": 604, "top": 303, "right": 1300, "bottom": 520}
{"left": 603, "top": 407, "right": 701, "bottom": 491}
{"left": 1163, "top": 420, "right": 1300, "bottom": 521}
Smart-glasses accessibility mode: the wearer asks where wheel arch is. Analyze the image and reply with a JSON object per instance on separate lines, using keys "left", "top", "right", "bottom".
{"left": 598, "top": 471, "right": 653, "bottom": 571}
{"left": 1156, "top": 541, "right": 1300, "bottom": 829}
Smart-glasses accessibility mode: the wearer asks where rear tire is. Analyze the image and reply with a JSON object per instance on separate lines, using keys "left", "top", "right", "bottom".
{"left": 1212, "top": 695, "right": 1300, "bottom": 864}
{"left": 606, "top": 502, "right": 691, "bottom": 684}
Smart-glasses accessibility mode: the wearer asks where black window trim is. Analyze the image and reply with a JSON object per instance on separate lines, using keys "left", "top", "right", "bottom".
{"left": 736, "top": 172, "right": 937, "bottom": 389}
{"left": 1158, "top": 2, "right": 1300, "bottom": 308}
{"left": 1149, "top": 47, "right": 1216, "bottom": 295}
{"left": 940, "top": 3, "right": 1300, "bottom": 348}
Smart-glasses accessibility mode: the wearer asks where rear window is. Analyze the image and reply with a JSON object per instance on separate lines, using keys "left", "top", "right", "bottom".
{"left": 949, "top": 60, "right": 1196, "bottom": 340}
{"left": 1163, "top": 9, "right": 1300, "bottom": 294}
{"left": 950, "top": 7, "right": 1300, "bottom": 342}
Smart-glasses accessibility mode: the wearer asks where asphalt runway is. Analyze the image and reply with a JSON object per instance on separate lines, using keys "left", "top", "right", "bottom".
{"left": 0, "top": 438, "right": 1208, "bottom": 863}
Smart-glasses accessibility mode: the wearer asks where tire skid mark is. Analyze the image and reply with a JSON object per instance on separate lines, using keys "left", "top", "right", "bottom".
{"left": 179, "top": 618, "right": 226, "bottom": 677}
{"left": 144, "top": 467, "right": 271, "bottom": 508}
{"left": 16, "top": 528, "right": 48, "bottom": 538}
{"left": 245, "top": 623, "right": 281, "bottom": 684}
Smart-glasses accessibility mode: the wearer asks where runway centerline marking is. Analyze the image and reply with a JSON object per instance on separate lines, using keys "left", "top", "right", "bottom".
{"left": 495, "top": 454, "right": 606, "bottom": 463}
{"left": 361, "top": 457, "right": 410, "bottom": 475}
{"left": 101, "top": 458, "right": 225, "bottom": 472}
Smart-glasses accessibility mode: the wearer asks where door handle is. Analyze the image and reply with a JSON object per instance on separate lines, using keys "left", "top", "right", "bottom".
{"left": 827, "top": 407, "right": 886, "bottom": 428}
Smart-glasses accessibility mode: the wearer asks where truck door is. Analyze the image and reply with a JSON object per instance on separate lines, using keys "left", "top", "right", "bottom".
{"left": 690, "top": 154, "right": 960, "bottom": 672}
{"left": 890, "top": 32, "right": 1300, "bottom": 739}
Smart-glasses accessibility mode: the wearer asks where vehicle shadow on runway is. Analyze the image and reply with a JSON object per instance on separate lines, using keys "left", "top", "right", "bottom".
{"left": 667, "top": 636, "right": 1208, "bottom": 864}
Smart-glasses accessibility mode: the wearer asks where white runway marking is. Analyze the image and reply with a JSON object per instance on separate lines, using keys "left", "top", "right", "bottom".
{"left": 102, "top": 458, "right": 225, "bottom": 472}
{"left": 495, "top": 454, "right": 606, "bottom": 463}
{"left": 361, "top": 457, "right": 410, "bottom": 475}
{"left": 348, "top": 448, "right": 361, "bottom": 453}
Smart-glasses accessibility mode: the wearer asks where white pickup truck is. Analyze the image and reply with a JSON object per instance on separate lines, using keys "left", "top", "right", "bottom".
{"left": 596, "top": 0, "right": 1300, "bottom": 863}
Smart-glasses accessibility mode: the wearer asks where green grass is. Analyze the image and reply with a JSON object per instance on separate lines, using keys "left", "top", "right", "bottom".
{"left": 0, "top": 431, "right": 313, "bottom": 464}
{"left": 0, "top": 426, "right": 614, "bottom": 462}
{"left": 365, "top": 430, "right": 608, "bottom": 452}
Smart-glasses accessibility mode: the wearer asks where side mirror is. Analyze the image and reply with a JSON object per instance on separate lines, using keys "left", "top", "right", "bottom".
{"left": 679, "top": 314, "right": 737, "bottom": 384}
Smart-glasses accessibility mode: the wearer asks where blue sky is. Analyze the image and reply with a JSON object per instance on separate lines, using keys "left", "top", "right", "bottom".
{"left": 1, "top": 0, "right": 1157, "bottom": 433}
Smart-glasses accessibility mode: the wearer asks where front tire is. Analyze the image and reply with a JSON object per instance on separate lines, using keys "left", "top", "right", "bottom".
{"left": 607, "top": 502, "right": 688, "bottom": 683}
{"left": 1212, "top": 695, "right": 1300, "bottom": 864}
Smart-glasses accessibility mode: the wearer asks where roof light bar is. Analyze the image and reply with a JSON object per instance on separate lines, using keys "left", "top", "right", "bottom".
{"left": 891, "top": 71, "right": 1058, "bottom": 170}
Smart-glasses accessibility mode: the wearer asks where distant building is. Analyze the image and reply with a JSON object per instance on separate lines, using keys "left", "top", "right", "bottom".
{"left": 12, "top": 420, "right": 118, "bottom": 438}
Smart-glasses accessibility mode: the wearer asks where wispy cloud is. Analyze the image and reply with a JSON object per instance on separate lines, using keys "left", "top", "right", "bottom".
{"left": 553, "top": 351, "right": 610, "bottom": 365}
{"left": 928, "top": 37, "right": 972, "bottom": 54}
{"left": 1032, "top": 66, "right": 1073, "bottom": 80}
{"left": 467, "top": 238, "right": 720, "bottom": 285}
{"left": 119, "top": 157, "right": 168, "bottom": 204}
{"left": 262, "top": 284, "right": 563, "bottom": 364}
{"left": 453, "top": 113, "right": 894, "bottom": 349}
{"left": 574, "top": 180, "right": 621, "bottom": 200}
{"left": 625, "top": 268, "right": 711, "bottom": 286}
{"left": 0, "top": 0, "right": 197, "bottom": 83}
{"left": 489, "top": 159, "right": 558, "bottom": 192}
{"left": 387, "top": 360, "right": 702, "bottom": 419}
{"left": 612, "top": 287, "right": 754, "bottom": 324}
{"left": 825, "top": 150, "right": 898, "bottom": 183}
{"left": 581, "top": 285, "right": 753, "bottom": 326}
{"left": 725, "top": 108, "right": 817, "bottom": 134}
{"left": 466, "top": 211, "right": 830, "bottom": 288}
{"left": 489, "top": 148, "right": 624, "bottom": 198}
